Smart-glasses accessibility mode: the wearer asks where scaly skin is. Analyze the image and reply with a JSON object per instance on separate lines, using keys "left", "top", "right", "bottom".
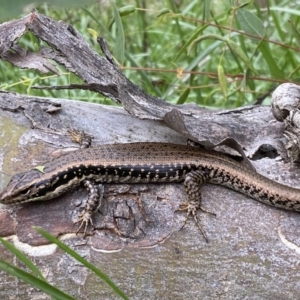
{"left": 1, "top": 143, "right": 300, "bottom": 240}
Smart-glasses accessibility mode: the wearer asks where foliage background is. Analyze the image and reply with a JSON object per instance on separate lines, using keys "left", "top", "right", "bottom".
{"left": 0, "top": 0, "right": 299, "bottom": 108}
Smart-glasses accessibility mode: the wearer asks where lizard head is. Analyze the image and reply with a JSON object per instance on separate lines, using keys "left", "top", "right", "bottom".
{"left": 0, "top": 169, "right": 45, "bottom": 204}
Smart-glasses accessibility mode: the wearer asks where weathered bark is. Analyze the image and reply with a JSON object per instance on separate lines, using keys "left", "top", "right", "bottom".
{"left": 0, "top": 10, "right": 300, "bottom": 300}
{"left": 272, "top": 83, "right": 300, "bottom": 162}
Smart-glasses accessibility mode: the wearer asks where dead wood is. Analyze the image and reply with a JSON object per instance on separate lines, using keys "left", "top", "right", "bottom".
{"left": 0, "top": 10, "right": 300, "bottom": 300}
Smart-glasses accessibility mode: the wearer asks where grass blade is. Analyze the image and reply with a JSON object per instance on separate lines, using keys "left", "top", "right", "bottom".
{"left": 0, "top": 259, "right": 75, "bottom": 300}
{"left": 35, "top": 227, "right": 129, "bottom": 300}
{"left": 0, "top": 237, "right": 45, "bottom": 280}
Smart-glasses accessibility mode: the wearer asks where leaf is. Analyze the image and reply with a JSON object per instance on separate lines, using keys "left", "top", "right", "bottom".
{"left": 236, "top": 8, "right": 265, "bottom": 40}
{"left": 270, "top": 6, "right": 300, "bottom": 17}
{"left": 112, "top": 3, "right": 125, "bottom": 65}
{"left": 176, "top": 88, "right": 190, "bottom": 104}
{"left": 165, "top": 32, "right": 241, "bottom": 99}
{"left": 190, "top": 34, "right": 257, "bottom": 74}
{"left": 236, "top": 1, "right": 251, "bottom": 9}
{"left": 217, "top": 64, "right": 227, "bottom": 98}
{"left": 236, "top": 9, "right": 281, "bottom": 77}
{"left": 227, "top": 39, "right": 257, "bottom": 74}
{"left": 157, "top": 8, "right": 171, "bottom": 17}
{"left": 174, "top": 24, "right": 208, "bottom": 62}
{"left": 288, "top": 20, "right": 300, "bottom": 45}
{"left": 188, "top": 34, "right": 226, "bottom": 55}
{"left": 33, "top": 165, "right": 45, "bottom": 173}
{"left": 202, "top": 0, "right": 211, "bottom": 22}
{"left": 258, "top": 41, "right": 282, "bottom": 78}
{"left": 87, "top": 28, "right": 98, "bottom": 39}
{"left": 118, "top": 5, "right": 136, "bottom": 17}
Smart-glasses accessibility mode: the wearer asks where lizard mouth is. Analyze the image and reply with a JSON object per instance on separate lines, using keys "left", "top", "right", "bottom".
{"left": 0, "top": 186, "right": 32, "bottom": 204}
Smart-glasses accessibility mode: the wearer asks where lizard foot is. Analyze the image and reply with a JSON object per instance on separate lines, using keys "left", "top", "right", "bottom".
{"left": 74, "top": 211, "right": 94, "bottom": 237}
{"left": 177, "top": 201, "right": 216, "bottom": 243}
{"left": 68, "top": 128, "right": 93, "bottom": 148}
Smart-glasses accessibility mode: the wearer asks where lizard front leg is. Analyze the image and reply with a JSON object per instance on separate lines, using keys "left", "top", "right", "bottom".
{"left": 67, "top": 129, "right": 100, "bottom": 235}
{"left": 75, "top": 179, "right": 103, "bottom": 236}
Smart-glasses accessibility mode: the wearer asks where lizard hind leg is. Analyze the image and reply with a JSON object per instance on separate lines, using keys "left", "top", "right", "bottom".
{"left": 179, "top": 169, "right": 216, "bottom": 242}
{"left": 68, "top": 128, "right": 94, "bottom": 148}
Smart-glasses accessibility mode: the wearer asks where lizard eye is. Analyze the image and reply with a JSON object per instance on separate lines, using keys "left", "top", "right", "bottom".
{"left": 20, "top": 189, "right": 31, "bottom": 195}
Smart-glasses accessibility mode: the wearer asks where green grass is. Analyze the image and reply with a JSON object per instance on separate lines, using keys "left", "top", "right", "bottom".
{"left": 0, "top": 229, "right": 129, "bottom": 299}
{"left": 0, "top": 0, "right": 299, "bottom": 108}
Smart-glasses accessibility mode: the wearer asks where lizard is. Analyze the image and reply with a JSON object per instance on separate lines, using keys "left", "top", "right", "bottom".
{"left": 1, "top": 140, "right": 300, "bottom": 241}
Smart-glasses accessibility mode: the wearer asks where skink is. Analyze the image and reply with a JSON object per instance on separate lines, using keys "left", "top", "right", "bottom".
{"left": 1, "top": 142, "right": 300, "bottom": 241}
